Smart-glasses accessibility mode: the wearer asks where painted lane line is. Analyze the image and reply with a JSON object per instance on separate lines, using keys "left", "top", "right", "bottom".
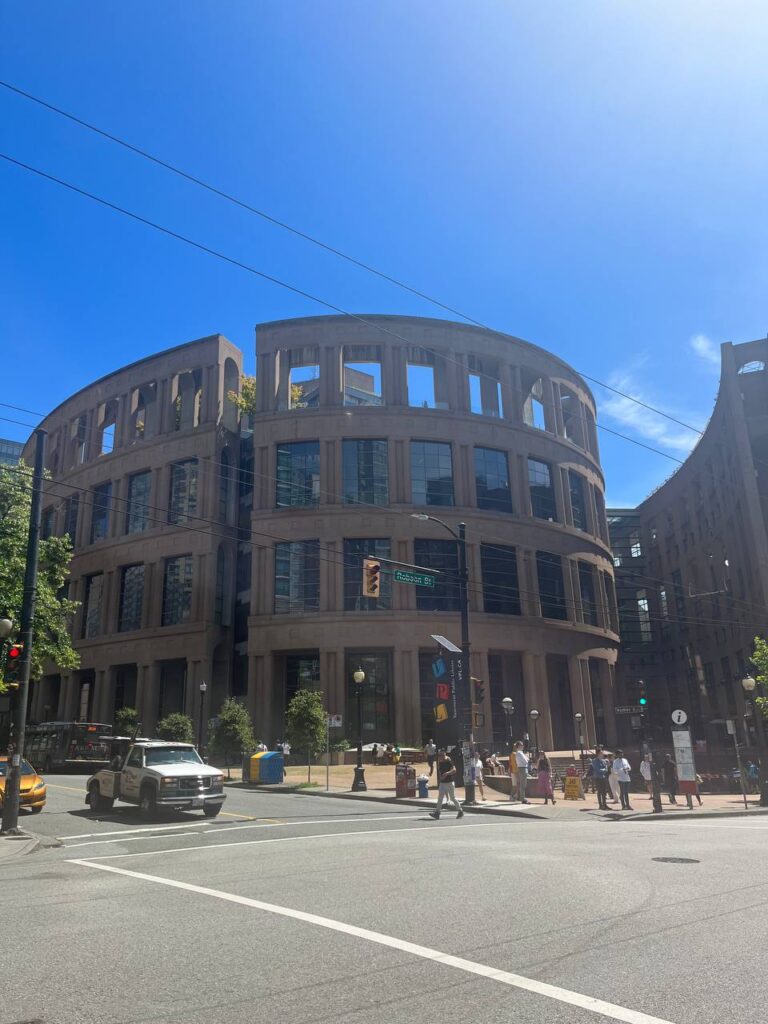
{"left": 60, "top": 813, "right": 422, "bottom": 843}
{"left": 72, "top": 858, "right": 676, "bottom": 1024}
{"left": 67, "top": 820, "right": 510, "bottom": 861}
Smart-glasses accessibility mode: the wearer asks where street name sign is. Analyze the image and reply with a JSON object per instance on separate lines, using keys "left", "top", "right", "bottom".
{"left": 615, "top": 705, "right": 643, "bottom": 714}
{"left": 393, "top": 568, "right": 435, "bottom": 587}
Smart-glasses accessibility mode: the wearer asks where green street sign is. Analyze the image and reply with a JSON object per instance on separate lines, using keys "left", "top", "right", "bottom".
{"left": 393, "top": 569, "right": 435, "bottom": 588}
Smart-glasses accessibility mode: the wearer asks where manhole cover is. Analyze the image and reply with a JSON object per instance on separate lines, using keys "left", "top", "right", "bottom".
{"left": 652, "top": 857, "right": 700, "bottom": 864}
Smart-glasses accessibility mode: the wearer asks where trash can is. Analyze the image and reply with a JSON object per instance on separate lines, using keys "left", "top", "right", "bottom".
{"left": 417, "top": 775, "right": 429, "bottom": 799}
{"left": 249, "top": 751, "right": 285, "bottom": 784}
{"left": 395, "top": 763, "right": 417, "bottom": 798}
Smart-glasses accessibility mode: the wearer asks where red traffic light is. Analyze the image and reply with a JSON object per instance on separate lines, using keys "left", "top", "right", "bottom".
{"left": 8, "top": 645, "right": 21, "bottom": 660}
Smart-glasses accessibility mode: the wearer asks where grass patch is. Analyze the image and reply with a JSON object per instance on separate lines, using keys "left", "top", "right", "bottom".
{"left": 296, "top": 781, "right": 320, "bottom": 789}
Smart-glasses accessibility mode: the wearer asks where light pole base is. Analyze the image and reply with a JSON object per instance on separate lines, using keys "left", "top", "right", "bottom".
{"left": 352, "top": 766, "right": 367, "bottom": 792}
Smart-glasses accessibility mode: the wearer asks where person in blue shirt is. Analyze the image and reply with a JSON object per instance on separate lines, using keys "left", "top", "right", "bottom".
{"left": 591, "top": 747, "right": 610, "bottom": 810}
{"left": 747, "top": 761, "right": 760, "bottom": 794}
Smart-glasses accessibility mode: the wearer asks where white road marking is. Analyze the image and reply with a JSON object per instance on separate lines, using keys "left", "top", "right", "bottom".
{"left": 67, "top": 820, "right": 510, "bottom": 860}
{"left": 72, "top": 858, "right": 677, "bottom": 1024}
{"left": 60, "top": 814, "right": 424, "bottom": 845}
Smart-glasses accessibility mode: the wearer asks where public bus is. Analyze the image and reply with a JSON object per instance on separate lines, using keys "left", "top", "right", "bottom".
{"left": 24, "top": 721, "right": 113, "bottom": 773}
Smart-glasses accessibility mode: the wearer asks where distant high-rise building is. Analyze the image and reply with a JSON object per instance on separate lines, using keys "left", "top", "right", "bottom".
{"left": 0, "top": 438, "right": 24, "bottom": 466}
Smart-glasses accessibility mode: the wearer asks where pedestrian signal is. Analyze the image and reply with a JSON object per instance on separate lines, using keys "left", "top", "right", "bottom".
{"left": 362, "top": 558, "right": 381, "bottom": 598}
{"left": 472, "top": 677, "right": 485, "bottom": 704}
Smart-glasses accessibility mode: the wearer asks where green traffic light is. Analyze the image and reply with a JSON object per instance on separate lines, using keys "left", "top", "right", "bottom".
{"left": 639, "top": 697, "right": 647, "bottom": 705}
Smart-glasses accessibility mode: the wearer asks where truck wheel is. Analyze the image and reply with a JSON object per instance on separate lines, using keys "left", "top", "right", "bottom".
{"left": 202, "top": 803, "right": 222, "bottom": 818}
{"left": 88, "top": 783, "right": 114, "bottom": 813}
{"left": 139, "top": 785, "right": 157, "bottom": 818}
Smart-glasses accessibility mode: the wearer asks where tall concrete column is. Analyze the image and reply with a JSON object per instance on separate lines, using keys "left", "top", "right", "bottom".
{"left": 255, "top": 351, "right": 274, "bottom": 414}
{"left": 542, "top": 378, "right": 559, "bottom": 435}
{"left": 321, "top": 649, "right": 344, "bottom": 724}
{"left": 524, "top": 652, "right": 553, "bottom": 750}
{"left": 247, "top": 653, "right": 272, "bottom": 744}
{"left": 521, "top": 548, "right": 541, "bottom": 617}
{"left": 562, "top": 557, "right": 577, "bottom": 622}
{"left": 552, "top": 463, "right": 567, "bottom": 527}
{"left": 58, "top": 673, "right": 76, "bottom": 719}
{"left": 140, "top": 663, "right": 162, "bottom": 735}
{"left": 400, "top": 648, "right": 421, "bottom": 746}
{"left": 320, "top": 345, "right": 343, "bottom": 406}
{"left": 385, "top": 346, "right": 407, "bottom": 407}
{"left": 597, "top": 659, "right": 617, "bottom": 746}
{"left": 568, "top": 656, "right": 594, "bottom": 750}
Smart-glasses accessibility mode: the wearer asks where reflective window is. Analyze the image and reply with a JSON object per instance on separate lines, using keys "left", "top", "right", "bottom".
{"left": 474, "top": 448, "right": 512, "bottom": 513}
{"left": 168, "top": 459, "right": 198, "bottom": 524}
{"left": 637, "top": 589, "right": 652, "bottom": 642}
{"left": 536, "top": 552, "right": 567, "bottom": 620}
{"left": 82, "top": 574, "right": 104, "bottom": 639}
{"left": 342, "top": 439, "right": 388, "bottom": 506}
{"left": 578, "top": 562, "right": 598, "bottom": 626}
{"left": 568, "top": 470, "right": 587, "bottom": 531}
{"left": 411, "top": 441, "right": 454, "bottom": 507}
{"left": 274, "top": 541, "right": 320, "bottom": 613}
{"left": 162, "top": 555, "right": 194, "bottom": 626}
{"left": 90, "top": 482, "right": 112, "bottom": 543}
{"left": 413, "top": 539, "right": 460, "bottom": 611}
{"left": 41, "top": 507, "right": 55, "bottom": 540}
{"left": 343, "top": 538, "right": 391, "bottom": 611}
{"left": 528, "top": 459, "right": 557, "bottom": 521}
{"left": 276, "top": 441, "right": 320, "bottom": 508}
{"left": 126, "top": 471, "right": 151, "bottom": 535}
{"left": 118, "top": 565, "right": 144, "bottom": 633}
{"left": 481, "top": 544, "right": 521, "bottom": 615}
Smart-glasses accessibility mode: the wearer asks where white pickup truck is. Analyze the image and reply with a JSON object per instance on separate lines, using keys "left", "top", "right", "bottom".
{"left": 86, "top": 740, "right": 226, "bottom": 818}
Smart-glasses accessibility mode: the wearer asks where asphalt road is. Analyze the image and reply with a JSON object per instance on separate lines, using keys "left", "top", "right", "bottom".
{"left": 2, "top": 773, "right": 768, "bottom": 1024}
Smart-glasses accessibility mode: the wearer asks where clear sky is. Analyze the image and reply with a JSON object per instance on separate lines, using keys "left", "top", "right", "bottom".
{"left": 2, "top": 2, "right": 768, "bottom": 505}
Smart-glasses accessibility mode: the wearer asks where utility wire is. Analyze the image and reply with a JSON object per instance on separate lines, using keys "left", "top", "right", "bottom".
{"left": 0, "top": 78, "right": 704, "bottom": 439}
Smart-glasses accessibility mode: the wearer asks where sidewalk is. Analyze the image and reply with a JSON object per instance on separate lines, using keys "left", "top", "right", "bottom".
{"left": 229, "top": 764, "right": 768, "bottom": 821}
{"left": 0, "top": 832, "right": 39, "bottom": 863}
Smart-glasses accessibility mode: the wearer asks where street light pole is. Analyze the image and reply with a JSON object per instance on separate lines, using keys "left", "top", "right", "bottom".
{"left": 351, "top": 666, "right": 367, "bottom": 792}
{"left": 741, "top": 675, "right": 768, "bottom": 806}
{"left": 501, "top": 697, "right": 514, "bottom": 802}
{"left": 411, "top": 513, "right": 474, "bottom": 803}
{"left": 197, "top": 680, "right": 207, "bottom": 752}
{"left": 1, "top": 429, "right": 46, "bottom": 835}
{"left": 574, "top": 712, "right": 584, "bottom": 769}
{"left": 529, "top": 709, "right": 540, "bottom": 759}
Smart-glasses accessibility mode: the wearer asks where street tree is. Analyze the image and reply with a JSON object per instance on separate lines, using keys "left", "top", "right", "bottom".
{"left": 114, "top": 706, "right": 139, "bottom": 736}
{"left": 750, "top": 637, "right": 768, "bottom": 717}
{"left": 227, "top": 374, "right": 257, "bottom": 416}
{"left": 156, "top": 712, "right": 194, "bottom": 743}
{"left": 210, "top": 698, "right": 256, "bottom": 777}
{"left": 285, "top": 688, "right": 326, "bottom": 783}
{"left": 0, "top": 461, "right": 79, "bottom": 691}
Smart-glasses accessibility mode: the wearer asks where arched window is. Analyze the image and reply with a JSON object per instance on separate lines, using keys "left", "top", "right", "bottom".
{"left": 223, "top": 358, "right": 240, "bottom": 431}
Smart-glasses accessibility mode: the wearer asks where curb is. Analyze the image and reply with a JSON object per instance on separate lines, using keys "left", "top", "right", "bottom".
{"left": 615, "top": 806, "right": 768, "bottom": 822}
{"left": 0, "top": 833, "right": 40, "bottom": 864}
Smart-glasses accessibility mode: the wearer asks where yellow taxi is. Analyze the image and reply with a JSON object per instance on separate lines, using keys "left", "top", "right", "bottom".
{"left": 0, "top": 756, "right": 46, "bottom": 814}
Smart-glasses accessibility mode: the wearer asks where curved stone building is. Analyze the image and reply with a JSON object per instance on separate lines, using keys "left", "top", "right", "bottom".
{"left": 611, "top": 338, "right": 768, "bottom": 751}
{"left": 27, "top": 335, "right": 243, "bottom": 737}
{"left": 25, "top": 315, "right": 620, "bottom": 750}
{"left": 243, "top": 315, "right": 620, "bottom": 749}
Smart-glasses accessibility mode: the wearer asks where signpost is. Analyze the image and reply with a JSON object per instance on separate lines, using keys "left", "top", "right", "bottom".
{"left": 671, "top": 727, "right": 698, "bottom": 803}
{"left": 393, "top": 569, "right": 435, "bottom": 587}
{"left": 726, "top": 719, "right": 749, "bottom": 810}
{"left": 326, "top": 714, "right": 343, "bottom": 792}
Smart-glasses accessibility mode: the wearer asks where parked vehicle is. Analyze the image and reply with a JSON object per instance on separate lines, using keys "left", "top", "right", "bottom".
{"left": 25, "top": 721, "right": 112, "bottom": 773}
{"left": 0, "top": 757, "right": 46, "bottom": 813}
{"left": 86, "top": 740, "right": 225, "bottom": 818}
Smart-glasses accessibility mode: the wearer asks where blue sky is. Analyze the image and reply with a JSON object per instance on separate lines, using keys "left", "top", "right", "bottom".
{"left": 2, "top": 2, "right": 767, "bottom": 505}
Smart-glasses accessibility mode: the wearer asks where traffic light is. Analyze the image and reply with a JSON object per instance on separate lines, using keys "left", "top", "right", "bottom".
{"left": 472, "top": 677, "right": 485, "bottom": 704}
{"left": 362, "top": 558, "right": 381, "bottom": 598}
{"left": 638, "top": 679, "right": 648, "bottom": 708}
{"left": 4, "top": 643, "right": 23, "bottom": 689}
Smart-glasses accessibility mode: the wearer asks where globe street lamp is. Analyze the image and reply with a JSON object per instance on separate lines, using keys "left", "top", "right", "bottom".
{"left": 198, "top": 680, "right": 207, "bottom": 752}
{"left": 351, "top": 666, "right": 367, "bottom": 792}
{"left": 741, "top": 674, "right": 767, "bottom": 805}
{"left": 0, "top": 618, "right": 13, "bottom": 640}
{"left": 501, "top": 697, "right": 515, "bottom": 802}
{"left": 574, "top": 711, "right": 584, "bottom": 766}
{"left": 529, "top": 709, "right": 540, "bottom": 758}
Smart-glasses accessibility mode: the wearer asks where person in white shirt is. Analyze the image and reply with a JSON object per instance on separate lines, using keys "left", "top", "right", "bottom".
{"left": 510, "top": 741, "right": 530, "bottom": 803}
{"left": 612, "top": 750, "right": 633, "bottom": 810}
{"left": 424, "top": 738, "right": 437, "bottom": 777}
{"left": 473, "top": 754, "right": 486, "bottom": 801}
{"left": 256, "top": 740, "right": 267, "bottom": 753}
{"left": 639, "top": 753, "right": 653, "bottom": 797}
{"left": 608, "top": 756, "right": 620, "bottom": 804}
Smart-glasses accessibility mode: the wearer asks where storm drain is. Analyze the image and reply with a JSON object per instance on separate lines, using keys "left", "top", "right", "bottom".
{"left": 652, "top": 857, "right": 700, "bottom": 864}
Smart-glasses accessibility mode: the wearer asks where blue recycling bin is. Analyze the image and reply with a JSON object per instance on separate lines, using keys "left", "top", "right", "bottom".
{"left": 418, "top": 777, "right": 429, "bottom": 799}
{"left": 249, "top": 751, "right": 285, "bottom": 784}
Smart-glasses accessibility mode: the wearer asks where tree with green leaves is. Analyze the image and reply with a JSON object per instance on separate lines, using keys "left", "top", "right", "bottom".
{"left": 0, "top": 462, "right": 79, "bottom": 692}
{"left": 210, "top": 698, "right": 256, "bottom": 776}
{"left": 156, "top": 712, "right": 194, "bottom": 743}
{"left": 750, "top": 637, "right": 768, "bottom": 718}
{"left": 285, "top": 688, "right": 326, "bottom": 783}
{"left": 114, "top": 706, "right": 139, "bottom": 737}
{"left": 227, "top": 374, "right": 257, "bottom": 416}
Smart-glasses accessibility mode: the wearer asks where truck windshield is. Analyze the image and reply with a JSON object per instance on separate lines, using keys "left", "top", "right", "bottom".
{"left": 145, "top": 747, "right": 203, "bottom": 766}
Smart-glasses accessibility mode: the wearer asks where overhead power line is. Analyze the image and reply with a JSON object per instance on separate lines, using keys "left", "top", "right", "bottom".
{"left": 0, "top": 78, "right": 704, "bottom": 440}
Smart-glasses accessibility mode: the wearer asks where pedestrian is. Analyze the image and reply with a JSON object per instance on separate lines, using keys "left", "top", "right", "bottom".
{"left": 591, "top": 746, "right": 610, "bottom": 810}
{"left": 662, "top": 754, "right": 678, "bottom": 804}
{"left": 608, "top": 754, "right": 620, "bottom": 804}
{"left": 693, "top": 772, "right": 703, "bottom": 806}
{"left": 282, "top": 740, "right": 291, "bottom": 760}
{"left": 537, "top": 751, "right": 556, "bottom": 804}
{"left": 473, "top": 752, "right": 486, "bottom": 801}
{"left": 424, "top": 737, "right": 437, "bottom": 777}
{"left": 512, "top": 741, "right": 530, "bottom": 803}
{"left": 747, "top": 761, "right": 759, "bottom": 794}
{"left": 256, "top": 739, "right": 267, "bottom": 753}
{"left": 639, "top": 753, "right": 653, "bottom": 797}
{"left": 582, "top": 755, "right": 594, "bottom": 794}
{"left": 612, "top": 750, "right": 633, "bottom": 810}
{"left": 429, "top": 750, "right": 464, "bottom": 819}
